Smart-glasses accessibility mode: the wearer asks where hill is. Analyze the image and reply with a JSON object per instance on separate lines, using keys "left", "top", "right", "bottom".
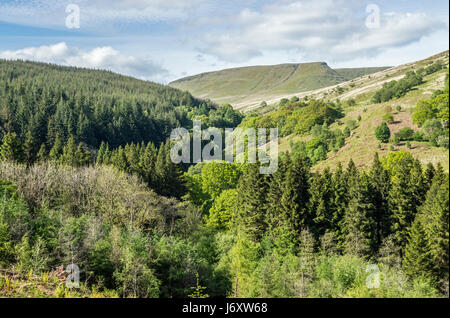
{"left": 169, "top": 62, "right": 388, "bottom": 108}
{"left": 272, "top": 50, "right": 449, "bottom": 171}
{"left": 0, "top": 59, "right": 225, "bottom": 149}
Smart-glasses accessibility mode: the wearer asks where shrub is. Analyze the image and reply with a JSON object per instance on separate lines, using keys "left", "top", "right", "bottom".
{"left": 382, "top": 113, "right": 394, "bottom": 123}
{"left": 279, "top": 98, "right": 289, "bottom": 107}
{"left": 397, "top": 127, "right": 414, "bottom": 141}
{"left": 375, "top": 122, "right": 391, "bottom": 143}
{"left": 346, "top": 120, "right": 358, "bottom": 130}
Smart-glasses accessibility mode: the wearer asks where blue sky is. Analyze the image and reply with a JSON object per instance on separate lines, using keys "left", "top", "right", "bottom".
{"left": 0, "top": 0, "right": 448, "bottom": 83}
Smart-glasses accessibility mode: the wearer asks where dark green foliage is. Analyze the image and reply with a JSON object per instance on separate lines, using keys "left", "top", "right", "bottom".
{"left": 0, "top": 132, "right": 23, "bottom": 162}
{"left": 0, "top": 59, "right": 238, "bottom": 157}
{"left": 372, "top": 71, "right": 423, "bottom": 103}
{"left": 235, "top": 164, "right": 268, "bottom": 243}
{"left": 343, "top": 173, "right": 377, "bottom": 258}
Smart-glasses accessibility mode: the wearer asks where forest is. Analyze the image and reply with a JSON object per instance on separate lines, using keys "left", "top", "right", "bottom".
{"left": 0, "top": 60, "right": 448, "bottom": 298}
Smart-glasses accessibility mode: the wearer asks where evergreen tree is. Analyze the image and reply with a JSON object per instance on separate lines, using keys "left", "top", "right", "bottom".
{"left": 309, "top": 168, "right": 333, "bottom": 237}
{"left": 343, "top": 173, "right": 377, "bottom": 258}
{"left": 414, "top": 174, "right": 449, "bottom": 285}
{"left": 403, "top": 215, "right": 434, "bottom": 280}
{"left": 330, "top": 162, "right": 349, "bottom": 250}
{"left": 369, "top": 153, "right": 391, "bottom": 249}
{"left": 75, "top": 143, "right": 92, "bottom": 167}
{"left": 235, "top": 163, "right": 268, "bottom": 243}
{"left": 60, "top": 136, "right": 77, "bottom": 166}
{"left": 23, "top": 131, "right": 36, "bottom": 166}
{"left": 389, "top": 162, "right": 420, "bottom": 256}
{"left": 0, "top": 132, "right": 24, "bottom": 163}
{"left": 36, "top": 144, "right": 48, "bottom": 162}
{"left": 49, "top": 135, "right": 63, "bottom": 161}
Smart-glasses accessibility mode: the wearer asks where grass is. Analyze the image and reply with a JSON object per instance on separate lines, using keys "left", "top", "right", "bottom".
{"left": 275, "top": 52, "right": 449, "bottom": 172}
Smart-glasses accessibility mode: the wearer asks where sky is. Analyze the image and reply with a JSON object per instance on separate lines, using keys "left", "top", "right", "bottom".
{"left": 0, "top": 0, "right": 448, "bottom": 84}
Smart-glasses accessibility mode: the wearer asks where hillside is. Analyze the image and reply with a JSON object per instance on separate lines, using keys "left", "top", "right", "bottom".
{"left": 0, "top": 53, "right": 448, "bottom": 300}
{"left": 169, "top": 62, "right": 388, "bottom": 108}
{"left": 0, "top": 59, "right": 225, "bottom": 149}
{"left": 273, "top": 50, "right": 449, "bottom": 171}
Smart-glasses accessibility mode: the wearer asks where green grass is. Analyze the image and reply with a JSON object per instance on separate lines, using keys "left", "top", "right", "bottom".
{"left": 276, "top": 52, "right": 449, "bottom": 172}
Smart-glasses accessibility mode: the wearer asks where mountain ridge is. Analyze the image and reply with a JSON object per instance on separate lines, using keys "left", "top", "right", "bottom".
{"left": 169, "top": 62, "right": 390, "bottom": 106}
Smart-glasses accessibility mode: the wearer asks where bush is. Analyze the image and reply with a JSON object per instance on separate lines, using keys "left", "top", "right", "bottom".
{"left": 346, "top": 120, "right": 358, "bottom": 130}
{"left": 279, "top": 98, "right": 289, "bottom": 107}
{"left": 375, "top": 122, "right": 391, "bottom": 143}
{"left": 382, "top": 113, "right": 394, "bottom": 123}
{"left": 372, "top": 71, "right": 423, "bottom": 103}
{"left": 397, "top": 127, "right": 414, "bottom": 141}
{"left": 422, "top": 119, "right": 443, "bottom": 145}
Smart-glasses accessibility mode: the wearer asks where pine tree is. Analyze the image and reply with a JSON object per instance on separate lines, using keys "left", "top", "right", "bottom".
{"left": 403, "top": 215, "right": 434, "bottom": 279}
{"left": 309, "top": 168, "right": 333, "bottom": 237}
{"left": 23, "top": 131, "right": 36, "bottom": 166}
{"left": 298, "top": 228, "right": 316, "bottom": 297}
{"left": 330, "top": 162, "right": 348, "bottom": 251}
{"left": 49, "top": 135, "right": 63, "bottom": 161}
{"left": 61, "top": 136, "right": 77, "bottom": 166}
{"left": 235, "top": 163, "right": 268, "bottom": 243}
{"left": 0, "top": 132, "right": 24, "bottom": 163}
{"left": 279, "top": 154, "right": 310, "bottom": 235}
{"left": 36, "top": 144, "right": 48, "bottom": 162}
{"left": 343, "top": 173, "right": 377, "bottom": 258}
{"left": 417, "top": 174, "right": 449, "bottom": 285}
{"left": 389, "top": 161, "right": 420, "bottom": 256}
{"left": 424, "top": 162, "right": 436, "bottom": 190}
{"left": 75, "top": 143, "right": 92, "bottom": 167}
{"left": 266, "top": 154, "right": 310, "bottom": 252}
{"left": 96, "top": 141, "right": 107, "bottom": 165}
{"left": 369, "top": 153, "right": 391, "bottom": 249}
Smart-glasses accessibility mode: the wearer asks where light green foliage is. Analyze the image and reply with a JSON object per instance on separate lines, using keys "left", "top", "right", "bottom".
{"left": 207, "top": 189, "right": 237, "bottom": 230}
{"left": 382, "top": 113, "right": 394, "bottom": 123}
{"left": 0, "top": 133, "right": 24, "bottom": 163}
{"left": 201, "top": 162, "right": 242, "bottom": 199}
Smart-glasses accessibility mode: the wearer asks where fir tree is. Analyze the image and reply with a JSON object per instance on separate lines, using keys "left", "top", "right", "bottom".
{"left": 343, "top": 173, "right": 377, "bottom": 258}
{"left": 0, "top": 132, "right": 24, "bottom": 163}
{"left": 23, "top": 131, "right": 36, "bottom": 166}
{"left": 235, "top": 163, "right": 268, "bottom": 243}
{"left": 369, "top": 153, "right": 391, "bottom": 249}
{"left": 49, "top": 135, "right": 63, "bottom": 161}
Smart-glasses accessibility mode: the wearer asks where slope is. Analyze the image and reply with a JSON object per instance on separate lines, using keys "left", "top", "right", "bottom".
{"left": 275, "top": 50, "right": 449, "bottom": 171}
{"left": 169, "top": 62, "right": 388, "bottom": 107}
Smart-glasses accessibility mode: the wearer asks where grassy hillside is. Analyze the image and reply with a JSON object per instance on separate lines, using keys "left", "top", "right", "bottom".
{"left": 335, "top": 67, "right": 390, "bottom": 81}
{"left": 169, "top": 62, "right": 388, "bottom": 108}
{"left": 274, "top": 51, "right": 449, "bottom": 171}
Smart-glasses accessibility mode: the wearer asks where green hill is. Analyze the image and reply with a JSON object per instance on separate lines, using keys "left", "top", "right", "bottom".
{"left": 273, "top": 50, "right": 450, "bottom": 172}
{"left": 169, "top": 62, "right": 389, "bottom": 107}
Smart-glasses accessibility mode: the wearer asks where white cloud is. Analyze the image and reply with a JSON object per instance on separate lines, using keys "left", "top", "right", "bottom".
{"left": 0, "top": 42, "right": 168, "bottom": 81}
{"left": 198, "top": 0, "right": 446, "bottom": 63}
